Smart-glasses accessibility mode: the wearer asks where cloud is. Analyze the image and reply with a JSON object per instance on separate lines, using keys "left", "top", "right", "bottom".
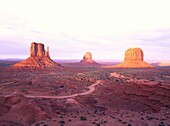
{"left": 124, "top": 29, "right": 170, "bottom": 61}
{"left": 130, "top": 29, "right": 170, "bottom": 48}
{"left": 0, "top": 0, "right": 170, "bottom": 61}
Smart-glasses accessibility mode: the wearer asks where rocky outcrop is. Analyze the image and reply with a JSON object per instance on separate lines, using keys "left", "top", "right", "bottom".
{"left": 80, "top": 52, "right": 99, "bottom": 65}
{"left": 107, "top": 48, "right": 153, "bottom": 68}
{"left": 30, "top": 42, "right": 50, "bottom": 58}
{"left": 81, "top": 52, "right": 93, "bottom": 62}
{"left": 13, "top": 42, "right": 61, "bottom": 68}
{"left": 124, "top": 48, "right": 143, "bottom": 61}
{"left": 0, "top": 95, "right": 48, "bottom": 125}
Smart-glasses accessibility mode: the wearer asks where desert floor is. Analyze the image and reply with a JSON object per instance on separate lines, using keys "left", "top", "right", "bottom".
{"left": 0, "top": 63, "right": 170, "bottom": 126}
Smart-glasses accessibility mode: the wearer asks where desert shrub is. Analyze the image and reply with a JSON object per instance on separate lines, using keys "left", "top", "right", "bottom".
{"left": 161, "top": 118, "right": 166, "bottom": 121}
{"left": 35, "top": 123, "right": 41, "bottom": 126}
{"left": 117, "top": 119, "right": 122, "bottom": 122}
{"left": 92, "top": 121, "right": 96, "bottom": 124}
{"left": 59, "top": 120, "right": 65, "bottom": 124}
{"left": 159, "top": 122, "right": 165, "bottom": 126}
{"left": 103, "top": 120, "right": 107, "bottom": 123}
{"left": 110, "top": 115, "right": 116, "bottom": 119}
{"left": 159, "top": 124, "right": 165, "bottom": 126}
{"left": 21, "top": 89, "right": 26, "bottom": 92}
{"left": 94, "top": 110, "right": 97, "bottom": 114}
{"left": 96, "top": 123, "right": 100, "bottom": 126}
{"left": 147, "top": 117, "right": 154, "bottom": 120}
{"left": 59, "top": 115, "right": 63, "bottom": 118}
{"left": 122, "top": 122, "right": 127, "bottom": 124}
{"left": 80, "top": 116, "right": 87, "bottom": 121}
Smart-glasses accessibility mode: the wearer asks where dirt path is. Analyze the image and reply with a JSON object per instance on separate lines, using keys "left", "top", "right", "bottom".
{"left": 0, "top": 82, "right": 15, "bottom": 86}
{"left": 22, "top": 80, "right": 102, "bottom": 99}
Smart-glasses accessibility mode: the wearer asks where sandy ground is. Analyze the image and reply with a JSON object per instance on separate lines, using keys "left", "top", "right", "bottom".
{"left": 0, "top": 66, "right": 170, "bottom": 126}
{"left": 4, "top": 80, "right": 102, "bottom": 99}
{"left": 32, "top": 108, "right": 170, "bottom": 126}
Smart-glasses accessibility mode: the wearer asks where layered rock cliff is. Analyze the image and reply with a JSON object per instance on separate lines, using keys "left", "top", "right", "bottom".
{"left": 13, "top": 42, "right": 61, "bottom": 68}
{"left": 124, "top": 48, "right": 144, "bottom": 61}
{"left": 108, "top": 48, "right": 153, "bottom": 68}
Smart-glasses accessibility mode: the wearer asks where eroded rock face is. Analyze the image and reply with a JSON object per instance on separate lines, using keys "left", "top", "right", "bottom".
{"left": 30, "top": 42, "right": 37, "bottom": 57}
{"left": 0, "top": 95, "right": 48, "bottom": 125}
{"left": 124, "top": 48, "right": 143, "bottom": 61}
{"left": 45, "top": 46, "right": 50, "bottom": 58}
{"left": 37, "top": 43, "right": 45, "bottom": 57}
{"left": 83, "top": 52, "right": 92, "bottom": 60}
{"left": 80, "top": 52, "right": 99, "bottom": 65}
{"left": 30, "top": 42, "right": 49, "bottom": 57}
{"left": 13, "top": 42, "right": 61, "bottom": 68}
{"left": 108, "top": 48, "right": 153, "bottom": 68}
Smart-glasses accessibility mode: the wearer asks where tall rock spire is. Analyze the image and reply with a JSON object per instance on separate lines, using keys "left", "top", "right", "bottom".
{"left": 30, "top": 42, "right": 37, "bottom": 57}
{"left": 45, "top": 46, "right": 50, "bottom": 58}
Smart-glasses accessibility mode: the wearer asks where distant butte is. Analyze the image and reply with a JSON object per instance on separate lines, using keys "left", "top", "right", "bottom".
{"left": 108, "top": 48, "right": 153, "bottom": 68}
{"left": 13, "top": 42, "right": 61, "bottom": 68}
{"left": 80, "top": 52, "right": 99, "bottom": 65}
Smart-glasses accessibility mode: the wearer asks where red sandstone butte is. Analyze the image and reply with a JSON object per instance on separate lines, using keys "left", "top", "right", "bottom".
{"left": 13, "top": 42, "right": 61, "bottom": 68}
{"left": 80, "top": 52, "right": 99, "bottom": 65}
{"left": 108, "top": 48, "right": 153, "bottom": 68}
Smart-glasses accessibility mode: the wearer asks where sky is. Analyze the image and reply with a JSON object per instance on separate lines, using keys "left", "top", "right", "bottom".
{"left": 0, "top": 0, "right": 170, "bottom": 62}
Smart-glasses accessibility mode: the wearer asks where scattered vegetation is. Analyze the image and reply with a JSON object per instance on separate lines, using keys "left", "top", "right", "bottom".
{"left": 59, "top": 120, "right": 65, "bottom": 124}
{"left": 80, "top": 116, "right": 87, "bottom": 121}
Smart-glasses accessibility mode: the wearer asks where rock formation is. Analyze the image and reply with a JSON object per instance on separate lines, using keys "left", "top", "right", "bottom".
{"left": 30, "top": 42, "right": 50, "bottom": 58}
{"left": 124, "top": 48, "right": 143, "bottom": 61}
{"left": 108, "top": 48, "right": 153, "bottom": 68}
{"left": 80, "top": 52, "right": 99, "bottom": 65}
{"left": 0, "top": 95, "right": 48, "bottom": 125}
{"left": 13, "top": 42, "right": 61, "bottom": 68}
{"left": 82, "top": 52, "right": 93, "bottom": 62}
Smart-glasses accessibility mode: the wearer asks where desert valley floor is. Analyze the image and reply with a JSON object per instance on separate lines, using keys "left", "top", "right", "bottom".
{"left": 0, "top": 63, "right": 170, "bottom": 126}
